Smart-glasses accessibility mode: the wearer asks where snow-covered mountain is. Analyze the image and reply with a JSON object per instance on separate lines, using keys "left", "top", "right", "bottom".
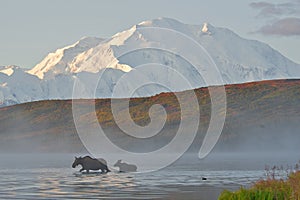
{"left": 28, "top": 37, "right": 105, "bottom": 79}
{"left": 1, "top": 17, "right": 300, "bottom": 106}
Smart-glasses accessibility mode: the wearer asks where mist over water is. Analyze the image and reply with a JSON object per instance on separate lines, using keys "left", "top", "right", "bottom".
{"left": 1, "top": 151, "right": 299, "bottom": 170}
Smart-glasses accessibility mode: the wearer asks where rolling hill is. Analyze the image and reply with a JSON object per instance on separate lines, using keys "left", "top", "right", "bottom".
{"left": 0, "top": 79, "right": 299, "bottom": 153}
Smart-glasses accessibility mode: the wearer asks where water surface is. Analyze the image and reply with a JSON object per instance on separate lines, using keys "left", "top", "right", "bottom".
{"left": 0, "top": 153, "right": 297, "bottom": 199}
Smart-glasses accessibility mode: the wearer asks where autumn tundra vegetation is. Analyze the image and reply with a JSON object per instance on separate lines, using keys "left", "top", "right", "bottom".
{"left": 219, "top": 161, "right": 300, "bottom": 200}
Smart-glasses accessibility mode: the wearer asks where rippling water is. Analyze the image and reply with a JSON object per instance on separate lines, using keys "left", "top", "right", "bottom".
{"left": 0, "top": 153, "right": 297, "bottom": 199}
{"left": 0, "top": 168, "right": 263, "bottom": 199}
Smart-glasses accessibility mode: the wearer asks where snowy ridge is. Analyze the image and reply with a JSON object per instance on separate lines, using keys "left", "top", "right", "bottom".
{"left": 28, "top": 37, "right": 105, "bottom": 79}
{"left": 1, "top": 17, "right": 300, "bottom": 106}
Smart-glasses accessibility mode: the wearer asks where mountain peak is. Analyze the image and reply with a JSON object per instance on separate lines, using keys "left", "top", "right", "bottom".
{"left": 28, "top": 37, "right": 104, "bottom": 79}
{"left": 76, "top": 36, "right": 104, "bottom": 48}
{"left": 27, "top": 17, "right": 299, "bottom": 81}
{"left": 137, "top": 17, "right": 187, "bottom": 30}
{"left": 138, "top": 17, "right": 182, "bottom": 26}
{"left": 110, "top": 24, "right": 137, "bottom": 45}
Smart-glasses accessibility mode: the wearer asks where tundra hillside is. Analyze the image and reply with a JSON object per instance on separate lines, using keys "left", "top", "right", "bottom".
{"left": 0, "top": 79, "right": 299, "bottom": 153}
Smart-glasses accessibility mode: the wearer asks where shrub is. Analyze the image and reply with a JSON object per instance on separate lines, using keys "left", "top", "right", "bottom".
{"left": 218, "top": 162, "right": 300, "bottom": 200}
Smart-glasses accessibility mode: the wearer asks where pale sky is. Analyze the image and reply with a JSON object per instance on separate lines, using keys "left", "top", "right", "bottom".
{"left": 0, "top": 0, "right": 299, "bottom": 68}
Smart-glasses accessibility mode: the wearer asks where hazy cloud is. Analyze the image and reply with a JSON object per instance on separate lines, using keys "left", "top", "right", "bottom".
{"left": 250, "top": 0, "right": 300, "bottom": 36}
{"left": 250, "top": 1, "right": 300, "bottom": 18}
{"left": 256, "top": 17, "right": 300, "bottom": 36}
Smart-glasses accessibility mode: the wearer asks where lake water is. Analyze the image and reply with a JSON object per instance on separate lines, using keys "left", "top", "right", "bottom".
{"left": 0, "top": 153, "right": 297, "bottom": 199}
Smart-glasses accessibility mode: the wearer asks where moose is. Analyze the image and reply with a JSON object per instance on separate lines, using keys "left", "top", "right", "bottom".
{"left": 72, "top": 156, "right": 111, "bottom": 173}
{"left": 114, "top": 160, "right": 137, "bottom": 172}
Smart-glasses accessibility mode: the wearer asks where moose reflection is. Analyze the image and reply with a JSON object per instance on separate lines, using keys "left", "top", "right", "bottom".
{"left": 114, "top": 160, "right": 137, "bottom": 172}
{"left": 72, "top": 156, "right": 110, "bottom": 173}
